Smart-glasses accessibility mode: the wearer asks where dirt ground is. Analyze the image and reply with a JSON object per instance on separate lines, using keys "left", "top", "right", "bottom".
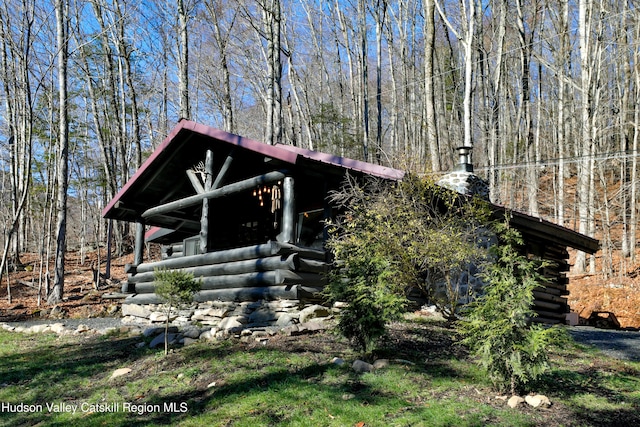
{"left": 0, "top": 249, "right": 133, "bottom": 322}
{"left": 567, "top": 249, "right": 640, "bottom": 329}
{"left": 0, "top": 246, "right": 639, "bottom": 329}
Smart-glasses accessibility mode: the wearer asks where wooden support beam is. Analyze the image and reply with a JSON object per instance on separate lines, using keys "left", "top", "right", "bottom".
{"left": 186, "top": 169, "right": 205, "bottom": 194}
{"left": 212, "top": 150, "right": 235, "bottom": 189}
{"left": 134, "top": 220, "right": 145, "bottom": 266}
{"left": 277, "top": 176, "right": 295, "bottom": 243}
{"left": 200, "top": 149, "right": 214, "bottom": 253}
{"left": 155, "top": 214, "right": 201, "bottom": 229}
{"left": 142, "top": 170, "right": 287, "bottom": 219}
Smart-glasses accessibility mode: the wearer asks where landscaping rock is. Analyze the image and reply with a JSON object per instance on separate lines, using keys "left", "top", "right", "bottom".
{"left": 249, "top": 307, "right": 278, "bottom": 324}
{"left": 199, "top": 329, "right": 214, "bottom": 340}
{"left": 50, "top": 323, "right": 66, "bottom": 334}
{"left": 143, "top": 326, "right": 178, "bottom": 337}
{"left": 219, "top": 316, "right": 245, "bottom": 332}
{"left": 352, "top": 360, "right": 374, "bottom": 373}
{"left": 525, "top": 394, "right": 551, "bottom": 408}
{"left": 301, "top": 319, "right": 327, "bottom": 332}
{"left": 121, "top": 304, "right": 151, "bottom": 319}
{"left": 28, "top": 324, "right": 49, "bottom": 334}
{"left": 149, "top": 312, "right": 168, "bottom": 322}
{"left": 182, "top": 337, "right": 198, "bottom": 346}
{"left": 275, "top": 313, "right": 294, "bottom": 327}
{"left": 298, "top": 304, "right": 331, "bottom": 324}
{"left": 331, "top": 357, "right": 345, "bottom": 366}
{"left": 149, "top": 333, "right": 178, "bottom": 349}
{"left": 110, "top": 368, "right": 132, "bottom": 379}
{"left": 181, "top": 326, "right": 202, "bottom": 339}
{"left": 282, "top": 324, "right": 299, "bottom": 336}
{"left": 507, "top": 395, "right": 525, "bottom": 408}
{"left": 373, "top": 359, "right": 389, "bottom": 370}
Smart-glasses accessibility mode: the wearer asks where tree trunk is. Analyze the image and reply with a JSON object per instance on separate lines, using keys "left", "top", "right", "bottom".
{"left": 48, "top": 0, "right": 69, "bottom": 305}
{"left": 424, "top": 0, "right": 440, "bottom": 172}
{"left": 178, "top": 0, "right": 190, "bottom": 120}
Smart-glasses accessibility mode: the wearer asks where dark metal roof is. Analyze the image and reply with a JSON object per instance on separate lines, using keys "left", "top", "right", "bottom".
{"left": 492, "top": 205, "right": 600, "bottom": 254}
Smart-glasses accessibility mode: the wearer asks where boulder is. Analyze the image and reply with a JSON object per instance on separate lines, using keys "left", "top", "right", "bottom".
{"left": 352, "top": 360, "right": 374, "bottom": 373}
{"left": 219, "top": 316, "right": 245, "bottom": 332}
{"left": 373, "top": 359, "right": 389, "bottom": 370}
{"left": 149, "top": 333, "right": 178, "bottom": 349}
{"left": 121, "top": 304, "right": 151, "bottom": 319}
{"left": 110, "top": 368, "right": 132, "bottom": 379}
{"left": 299, "top": 305, "right": 331, "bottom": 324}
{"left": 525, "top": 394, "right": 551, "bottom": 408}
{"left": 507, "top": 395, "right": 525, "bottom": 408}
{"left": 275, "top": 313, "right": 294, "bottom": 327}
{"left": 248, "top": 307, "right": 278, "bottom": 324}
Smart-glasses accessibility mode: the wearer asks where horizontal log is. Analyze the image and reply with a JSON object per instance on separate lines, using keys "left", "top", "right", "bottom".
{"left": 532, "top": 290, "right": 568, "bottom": 304}
{"left": 533, "top": 300, "right": 562, "bottom": 311}
{"left": 162, "top": 244, "right": 184, "bottom": 253}
{"left": 276, "top": 242, "right": 326, "bottom": 260}
{"left": 140, "top": 241, "right": 276, "bottom": 273}
{"left": 142, "top": 170, "right": 286, "bottom": 219}
{"left": 540, "top": 286, "right": 569, "bottom": 297}
{"left": 123, "top": 285, "right": 325, "bottom": 304}
{"left": 279, "top": 270, "right": 327, "bottom": 286}
{"left": 135, "top": 241, "right": 326, "bottom": 274}
{"left": 135, "top": 242, "right": 281, "bottom": 273}
{"left": 531, "top": 317, "right": 563, "bottom": 325}
{"left": 297, "top": 257, "right": 330, "bottom": 274}
{"left": 129, "top": 254, "right": 297, "bottom": 284}
{"left": 134, "top": 271, "right": 276, "bottom": 293}
{"left": 162, "top": 252, "right": 184, "bottom": 260}
{"left": 543, "top": 280, "right": 568, "bottom": 291}
{"left": 533, "top": 309, "right": 568, "bottom": 320}
{"left": 133, "top": 269, "right": 326, "bottom": 293}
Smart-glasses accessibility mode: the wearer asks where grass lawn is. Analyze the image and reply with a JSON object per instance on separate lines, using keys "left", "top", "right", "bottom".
{"left": 0, "top": 319, "right": 639, "bottom": 426}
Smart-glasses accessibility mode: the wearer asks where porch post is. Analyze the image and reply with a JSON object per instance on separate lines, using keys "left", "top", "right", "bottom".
{"left": 134, "top": 219, "right": 145, "bottom": 266}
{"left": 277, "top": 176, "right": 295, "bottom": 243}
{"left": 200, "top": 149, "right": 214, "bottom": 253}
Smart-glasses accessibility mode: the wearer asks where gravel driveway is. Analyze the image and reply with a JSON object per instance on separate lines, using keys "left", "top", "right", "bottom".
{"left": 568, "top": 326, "right": 640, "bottom": 362}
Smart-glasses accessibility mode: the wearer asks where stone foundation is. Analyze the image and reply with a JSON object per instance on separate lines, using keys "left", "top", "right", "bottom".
{"left": 121, "top": 299, "right": 337, "bottom": 338}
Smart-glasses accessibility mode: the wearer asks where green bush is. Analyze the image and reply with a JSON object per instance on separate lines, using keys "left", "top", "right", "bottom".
{"left": 457, "top": 221, "right": 561, "bottom": 394}
{"left": 326, "top": 174, "right": 489, "bottom": 352}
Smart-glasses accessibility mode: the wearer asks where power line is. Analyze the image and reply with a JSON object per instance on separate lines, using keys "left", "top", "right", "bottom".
{"left": 438, "top": 150, "right": 640, "bottom": 175}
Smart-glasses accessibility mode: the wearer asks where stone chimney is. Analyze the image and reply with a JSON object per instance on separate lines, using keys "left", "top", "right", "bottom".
{"left": 437, "top": 146, "right": 489, "bottom": 200}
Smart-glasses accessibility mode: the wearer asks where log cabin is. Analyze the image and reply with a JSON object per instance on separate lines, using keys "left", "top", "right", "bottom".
{"left": 102, "top": 120, "right": 599, "bottom": 324}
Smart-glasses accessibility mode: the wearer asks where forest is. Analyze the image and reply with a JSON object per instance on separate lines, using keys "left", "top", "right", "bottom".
{"left": 0, "top": 0, "right": 637, "bottom": 304}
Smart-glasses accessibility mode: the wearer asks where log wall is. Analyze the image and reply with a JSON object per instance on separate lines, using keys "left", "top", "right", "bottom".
{"left": 123, "top": 240, "right": 328, "bottom": 304}
{"left": 527, "top": 241, "right": 572, "bottom": 324}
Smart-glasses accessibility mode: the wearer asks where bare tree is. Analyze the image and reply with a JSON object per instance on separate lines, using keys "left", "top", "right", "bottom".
{"left": 48, "top": 0, "right": 69, "bottom": 305}
{"left": 424, "top": 0, "right": 440, "bottom": 172}
{"left": 178, "top": 0, "right": 191, "bottom": 119}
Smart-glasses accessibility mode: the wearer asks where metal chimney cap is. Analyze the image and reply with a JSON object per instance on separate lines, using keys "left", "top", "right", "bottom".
{"left": 455, "top": 146, "right": 473, "bottom": 172}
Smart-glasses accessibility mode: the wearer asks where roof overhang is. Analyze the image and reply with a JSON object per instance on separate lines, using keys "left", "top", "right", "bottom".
{"left": 492, "top": 205, "right": 600, "bottom": 254}
{"left": 102, "top": 120, "right": 405, "bottom": 226}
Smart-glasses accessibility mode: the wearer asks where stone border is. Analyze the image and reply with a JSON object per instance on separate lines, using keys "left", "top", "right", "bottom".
{"left": 0, "top": 300, "right": 341, "bottom": 350}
